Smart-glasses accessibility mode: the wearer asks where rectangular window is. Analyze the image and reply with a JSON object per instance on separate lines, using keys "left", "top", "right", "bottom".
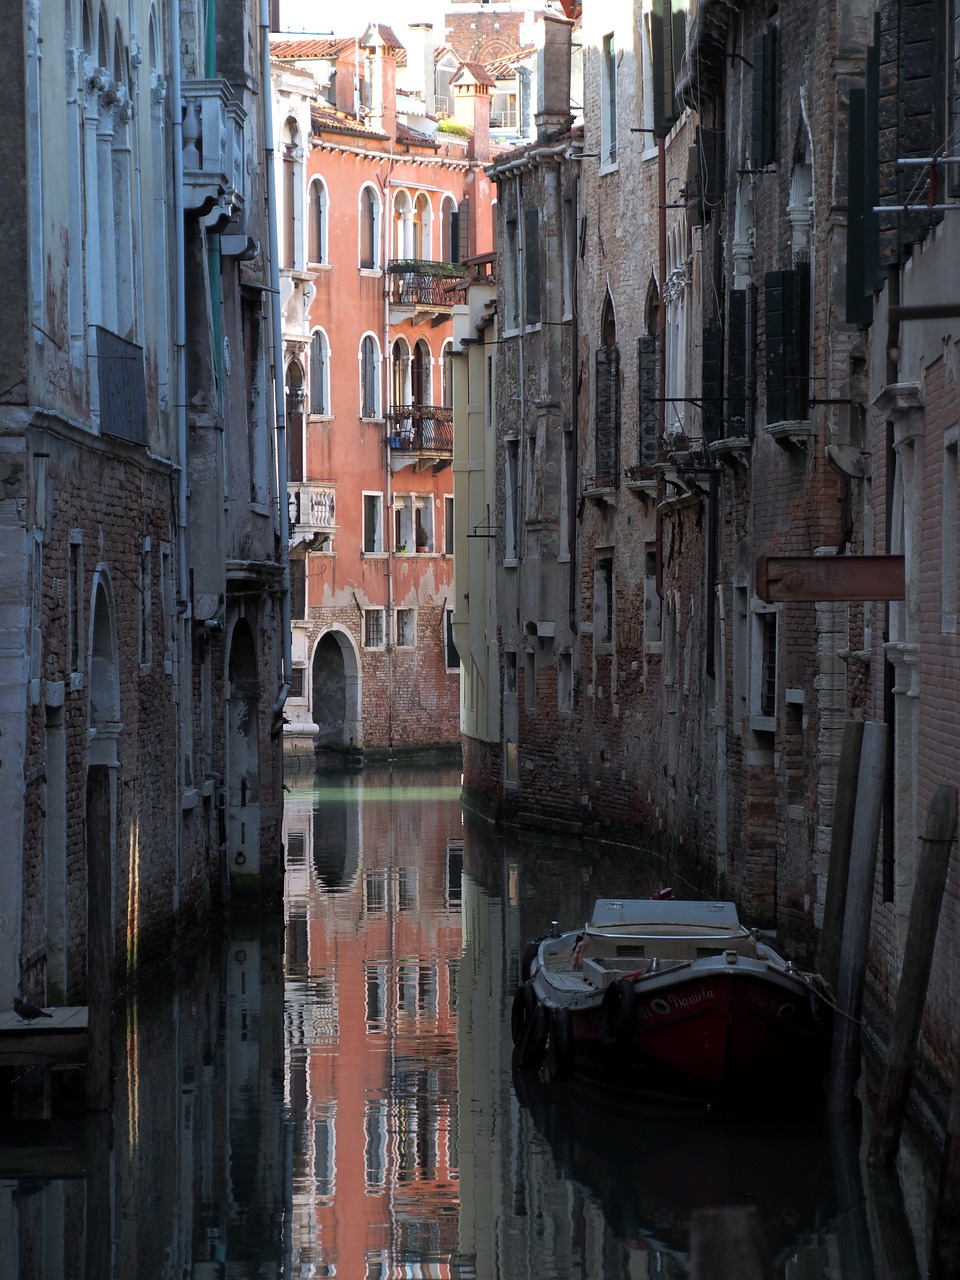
{"left": 396, "top": 608, "right": 416, "bottom": 647}
{"left": 414, "top": 501, "right": 434, "bottom": 553}
{"left": 445, "top": 609, "right": 459, "bottom": 671}
{"left": 289, "top": 666, "right": 305, "bottom": 698}
{"left": 363, "top": 608, "right": 385, "bottom": 649}
{"left": 765, "top": 266, "right": 810, "bottom": 424}
{"left": 290, "top": 557, "right": 306, "bottom": 619}
{"left": 68, "top": 536, "right": 82, "bottom": 674}
{"left": 601, "top": 33, "right": 618, "bottom": 165}
{"left": 444, "top": 495, "right": 454, "bottom": 555}
{"left": 644, "top": 545, "right": 662, "bottom": 645}
{"left": 595, "top": 556, "right": 614, "bottom": 645}
{"left": 362, "top": 492, "right": 383, "bottom": 554}
{"left": 491, "top": 91, "right": 518, "bottom": 129}
{"left": 505, "top": 216, "right": 520, "bottom": 330}
{"left": 750, "top": 603, "right": 778, "bottom": 730}
{"left": 139, "top": 539, "right": 152, "bottom": 667}
{"left": 524, "top": 649, "right": 536, "bottom": 712}
{"left": 504, "top": 650, "right": 517, "bottom": 696}
{"left": 558, "top": 651, "right": 573, "bottom": 713}
{"left": 505, "top": 439, "right": 520, "bottom": 561}
{"left": 505, "top": 738, "right": 519, "bottom": 786}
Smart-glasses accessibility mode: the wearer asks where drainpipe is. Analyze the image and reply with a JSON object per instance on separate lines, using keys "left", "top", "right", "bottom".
{"left": 515, "top": 170, "right": 526, "bottom": 621}
{"left": 261, "top": 0, "right": 293, "bottom": 732}
{"left": 656, "top": 137, "right": 667, "bottom": 602}
{"left": 381, "top": 151, "right": 398, "bottom": 756}
{"left": 171, "top": 0, "right": 187, "bottom": 911}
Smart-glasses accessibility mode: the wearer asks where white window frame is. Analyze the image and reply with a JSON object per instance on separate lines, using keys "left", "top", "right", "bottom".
{"left": 308, "top": 175, "right": 329, "bottom": 265}
{"left": 749, "top": 598, "right": 779, "bottom": 733}
{"left": 309, "top": 327, "right": 331, "bottom": 417}
{"left": 362, "top": 491, "right": 384, "bottom": 555}
{"left": 363, "top": 606, "right": 386, "bottom": 649}
{"left": 600, "top": 32, "right": 618, "bottom": 171}
{"left": 359, "top": 333, "right": 382, "bottom": 419}
{"left": 396, "top": 607, "right": 416, "bottom": 648}
{"left": 358, "top": 183, "right": 382, "bottom": 271}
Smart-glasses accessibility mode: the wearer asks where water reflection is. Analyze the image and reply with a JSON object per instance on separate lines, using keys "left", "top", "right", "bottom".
{"left": 0, "top": 767, "right": 939, "bottom": 1279}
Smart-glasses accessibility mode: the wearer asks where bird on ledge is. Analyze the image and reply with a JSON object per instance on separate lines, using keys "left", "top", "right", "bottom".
{"left": 13, "top": 997, "right": 53, "bottom": 1022}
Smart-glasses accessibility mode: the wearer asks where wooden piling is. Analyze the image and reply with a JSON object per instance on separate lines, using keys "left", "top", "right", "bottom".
{"left": 689, "top": 1206, "right": 773, "bottom": 1280}
{"left": 929, "top": 1016, "right": 960, "bottom": 1278}
{"left": 869, "top": 785, "right": 957, "bottom": 1166}
{"left": 828, "top": 720, "right": 887, "bottom": 1112}
{"left": 819, "top": 720, "right": 865, "bottom": 992}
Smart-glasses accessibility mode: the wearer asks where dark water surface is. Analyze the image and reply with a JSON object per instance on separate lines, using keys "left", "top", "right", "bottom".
{"left": 0, "top": 766, "right": 940, "bottom": 1278}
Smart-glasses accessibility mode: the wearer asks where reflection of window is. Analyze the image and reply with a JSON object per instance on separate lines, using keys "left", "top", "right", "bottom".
{"left": 364, "top": 871, "right": 388, "bottom": 912}
{"left": 446, "top": 842, "right": 463, "bottom": 908}
{"left": 365, "top": 1098, "right": 388, "bottom": 1191}
{"left": 362, "top": 492, "right": 383, "bottom": 554}
{"left": 365, "top": 961, "right": 387, "bottom": 1028}
{"left": 398, "top": 867, "right": 418, "bottom": 910}
{"left": 363, "top": 607, "right": 385, "bottom": 649}
{"left": 287, "top": 832, "right": 305, "bottom": 865}
{"left": 313, "top": 1105, "right": 336, "bottom": 1200}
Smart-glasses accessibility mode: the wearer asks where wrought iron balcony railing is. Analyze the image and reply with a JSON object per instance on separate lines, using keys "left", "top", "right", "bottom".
{"left": 388, "top": 260, "right": 467, "bottom": 310}
{"left": 386, "top": 405, "right": 454, "bottom": 455}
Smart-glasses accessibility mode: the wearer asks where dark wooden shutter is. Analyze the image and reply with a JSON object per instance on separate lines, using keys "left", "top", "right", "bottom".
{"left": 523, "top": 207, "right": 541, "bottom": 324}
{"left": 652, "top": 0, "right": 680, "bottom": 139}
{"left": 595, "top": 346, "right": 621, "bottom": 485}
{"left": 765, "top": 267, "right": 809, "bottom": 424}
{"left": 638, "top": 335, "right": 659, "bottom": 469}
{"left": 702, "top": 322, "right": 723, "bottom": 444}
{"left": 765, "top": 271, "right": 787, "bottom": 425}
{"left": 447, "top": 207, "right": 459, "bottom": 265}
{"left": 360, "top": 188, "right": 375, "bottom": 268}
{"left": 845, "top": 87, "right": 870, "bottom": 325}
{"left": 751, "top": 29, "right": 776, "bottom": 169}
{"left": 456, "top": 198, "right": 471, "bottom": 262}
{"left": 727, "top": 289, "right": 748, "bottom": 434}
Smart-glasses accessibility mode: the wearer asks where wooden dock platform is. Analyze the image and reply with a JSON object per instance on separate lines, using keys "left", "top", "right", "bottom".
{"left": 0, "top": 1007, "right": 88, "bottom": 1067}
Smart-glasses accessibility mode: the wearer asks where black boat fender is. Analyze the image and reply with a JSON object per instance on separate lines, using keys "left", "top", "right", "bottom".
{"left": 546, "top": 1005, "right": 575, "bottom": 1082}
{"left": 520, "top": 936, "right": 546, "bottom": 984}
{"left": 519, "top": 999, "right": 550, "bottom": 1070}
{"left": 511, "top": 980, "right": 537, "bottom": 1046}
{"left": 599, "top": 976, "right": 638, "bottom": 1047}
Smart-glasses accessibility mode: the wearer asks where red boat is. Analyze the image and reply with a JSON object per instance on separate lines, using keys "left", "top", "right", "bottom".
{"left": 511, "top": 898, "right": 832, "bottom": 1101}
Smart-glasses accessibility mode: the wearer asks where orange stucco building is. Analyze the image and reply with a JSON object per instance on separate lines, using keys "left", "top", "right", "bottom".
{"left": 271, "top": 25, "right": 495, "bottom": 762}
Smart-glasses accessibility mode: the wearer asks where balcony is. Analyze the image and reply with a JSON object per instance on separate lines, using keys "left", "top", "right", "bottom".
{"left": 388, "top": 261, "right": 467, "bottom": 322}
{"left": 387, "top": 406, "right": 453, "bottom": 472}
{"left": 288, "top": 483, "right": 336, "bottom": 549}
{"left": 181, "top": 79, "right": 246, "bottom": 230}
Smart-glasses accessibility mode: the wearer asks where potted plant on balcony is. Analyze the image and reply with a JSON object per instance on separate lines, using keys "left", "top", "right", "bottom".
{"left": 416, "top": 529, "right": 429, "bottom": 553}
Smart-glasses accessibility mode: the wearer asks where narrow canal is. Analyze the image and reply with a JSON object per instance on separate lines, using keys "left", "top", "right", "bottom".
{"left": 0, "top": 765, "right": 941, "bottom": 1277}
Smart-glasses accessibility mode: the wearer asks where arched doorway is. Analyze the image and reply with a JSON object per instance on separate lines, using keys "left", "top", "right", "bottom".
{"left": 312, "top": 629, "right": 361, "bottom": 753}
{"left": 226, "top": 618, "right": 261, "bottom": 875}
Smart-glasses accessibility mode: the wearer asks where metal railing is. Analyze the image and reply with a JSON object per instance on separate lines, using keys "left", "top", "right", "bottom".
{"left": 388, "top": 260, "right": 467, "bottom": 309}
{"left": 386, "top": 405, "right": 454, "bottom": 455}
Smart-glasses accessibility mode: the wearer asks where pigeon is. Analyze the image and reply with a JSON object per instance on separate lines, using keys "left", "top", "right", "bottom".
{"left": 13, "top": 996, "right": 53, "bottom": 1022}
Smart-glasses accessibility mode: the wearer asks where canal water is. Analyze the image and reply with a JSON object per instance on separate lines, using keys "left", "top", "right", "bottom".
{"left": 0, "top": 765, "right": 941, "bottom": 1278}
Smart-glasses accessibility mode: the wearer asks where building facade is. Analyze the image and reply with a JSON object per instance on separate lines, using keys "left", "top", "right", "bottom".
{"left": 1, "top": 0, "right": 288, "bottom": 1030}
{"left": 456, "top": 0, "right": 960, "bottom": 1106}
{"left": 271, "top": 24, "right": 496, "bottom": 763}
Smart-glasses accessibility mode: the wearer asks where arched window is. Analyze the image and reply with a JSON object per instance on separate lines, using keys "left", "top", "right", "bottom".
{"left": 309, "top": 330, "right": 330, "bottom": 415}
{"left": 308, "top": 177, "right": 328, "bottom": 264}
{"left": 412, "top": 339, "right": 431, "bottom": 407}
{"left": 440, "top": 194, "right": 458, "bottom": 264}
{"left": 414, "top": 192, "right": 432, "bottom": 260}
{"left": 440, "top": 340, "right": 454, "bottom": 408}
{"left": 392, "top": 189, "right": 411, "bottom": 260}
{"left": 359, "top": 185, "right": 380, "bottom": 269}
{"left": 595, "top": 292, "right": 620, "bottom": 487}
{"left": 285, "top": 360, "right": 305, "bottom": 481}
{"left": 391, "top": 338, "right": 411, "bottom": 409}
{"left": 360, "top": 334, "right": 381, "bottom": 418}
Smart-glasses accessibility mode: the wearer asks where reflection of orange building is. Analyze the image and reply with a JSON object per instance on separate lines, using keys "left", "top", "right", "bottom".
{"left": 283, "top": 771, "right": 465, "bottom": 1277}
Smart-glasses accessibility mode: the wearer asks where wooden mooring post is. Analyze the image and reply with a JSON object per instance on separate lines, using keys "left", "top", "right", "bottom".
{"left": 689, "top": 1207, "right": 773, "bottom": 1280}
{"left": 819, "top": 720, "right": 865, "bottom": 992}
{"left": 929, "top": 1032, "right": 960, "bottom": 1279}
{"left": 828, "top": 720, "right": 887, "bottom": 1112}
{"left": 869, "top": 785, "right": 957, "bottom": 1167}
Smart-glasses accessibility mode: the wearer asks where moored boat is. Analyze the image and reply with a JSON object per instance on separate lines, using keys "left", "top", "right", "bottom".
{"left": 511, "top": 896, "right": 832, "bottom": 1101}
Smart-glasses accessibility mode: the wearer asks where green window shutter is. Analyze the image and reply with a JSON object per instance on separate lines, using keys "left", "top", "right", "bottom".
{"left": 595, "top": 346, "right": 621, "bottom": 485}
{"left": 448, "top": 208, "right": 460, "bottom": 266}
{"left": 652, "top": 0, "right": 680, "bottom": 139}
{"left": 727, "top": 289, "right": 747, "bottom": 435}
{"left": 456, "top": 198, "right": 471, "bottom": 263}
{"left": 785, "top": 262, "right": 810, "bottom": 422}
{"left": 702, "top": 322, "right": 723, "bottom": 444}
{"left": 524, "top": 206, "right": 541, "bottom": 324}
{"left": 765, "top": 271, "right": 787, "bottom": 425}
{"left": 638, "top": 335, "right": 659, "bottom": 469}
{"left": 845, "top": 87, "right": 870, "bottom": 325}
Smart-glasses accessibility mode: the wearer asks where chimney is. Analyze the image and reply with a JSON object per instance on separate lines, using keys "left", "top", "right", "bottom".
{"left": 452, "top": 65, "right": 491, "bottom": 163}
{"left": 535, "top": 12, "right": 574, "bottom": 141}
{"left": 362, "top": 27, "right": 398, "bottom": 139}
{"left": 407, "top": 23, "right": 436, "bottom": 118}
{"left": 334, "top": 45, "right": 358, "bottom": 116}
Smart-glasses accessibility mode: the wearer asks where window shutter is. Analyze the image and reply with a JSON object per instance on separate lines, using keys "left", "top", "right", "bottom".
{"left": 523, "top": 207, "right": 541, "bottom": 324}
{"left": 727, "top": 289, "right": 748, "bottom": 434}
{"left": 751, "top": 30, "right": 776, "bottom": 169}
{"left": 448, "top": 207, "right": 459, "bottom": 265}
{"left": 863, "top": 24, "right": 882, "bottom": 281}
{"left": 701, "top": 322, "right": 723, "bottom": 444}
{"left": 456, "top": 198, "right": 471, "bottom": 262}
{"left": 785, "top": 262, "right": 810, "bottom": 422}
{"left": 845, "top": 88, "right": 870, "bottom": 325}
{"left": 652, "top": 0, "right": 680, "bottom": 139}
{"left": 638, "top": 335, "right": 659, "bottom": 469}
{"left": 765, "top": 271, "right": 787, "bottom": 425}
{"left": 595, "top": 346, "right": 621, "bottom": 485}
